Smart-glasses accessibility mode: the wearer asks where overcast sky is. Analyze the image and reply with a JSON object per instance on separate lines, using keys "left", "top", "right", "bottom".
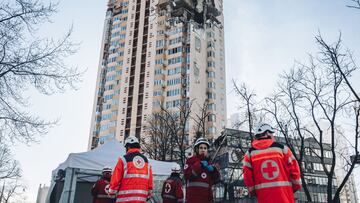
{"left": 12, "top": 0, "right": 360, "bottom": 202}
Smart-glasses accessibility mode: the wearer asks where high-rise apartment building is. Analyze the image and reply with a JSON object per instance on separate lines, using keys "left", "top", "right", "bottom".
{"left": 88, "top": 0, "right": 226, "bottom": 149}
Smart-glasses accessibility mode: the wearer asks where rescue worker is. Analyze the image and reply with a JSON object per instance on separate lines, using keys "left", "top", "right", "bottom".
{"left": 184, "top": 137, "right": 220, "bottom": 203}
{"left": 108, "top": 136, "right": 153, "bottom": 203}
{"left": 91, "top": 166, "right": 115, "bottom": 203}
{"left": 243, "top": 122, "right": 302, "bottom": 203}
{"left": 161, "top": 163, "right": 184, "bottom": 203}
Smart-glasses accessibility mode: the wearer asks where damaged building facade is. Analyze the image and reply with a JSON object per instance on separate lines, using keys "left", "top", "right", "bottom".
{"left": 88, "top": 0, "right": 226, "bottom": 149}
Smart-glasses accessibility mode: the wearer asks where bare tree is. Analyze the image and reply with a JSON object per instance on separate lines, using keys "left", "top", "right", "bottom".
{"left": 315, "top": 33, "right": 359, "bottom": 102}
{"left": 168, "top": 100, "right": 193, "bottom": 167}
{"left": 142, "top": 100, "right": 192, "bottom": 167}
{"left": 233, "top": 81, "right": 258, "bottom": 140}
{"left": 347, "top": 0, "right": 360, "bottom": 9}
{"left": 0, "top": 142, "right": 21, "bottom": 181}
{"left": 264, "top": 34, "right": 359, "bottom": 202}
{"left": 142, "top": 111, "right": 176, "bottom": 161}
{"left": 0, "top": 0, "right": 81, "bottom": 144}
{"left": 0, "top": 142, "right": 22, "bottom": 203}
{"left": 191, "top": 100, "right": 211, "bottom": 139}
{"left": 0, "top": 178, "right": 26, "bottom": 203}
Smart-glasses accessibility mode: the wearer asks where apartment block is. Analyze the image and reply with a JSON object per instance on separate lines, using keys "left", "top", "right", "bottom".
{"left": 88, "top": 0, "right": 226, "bottom": 149}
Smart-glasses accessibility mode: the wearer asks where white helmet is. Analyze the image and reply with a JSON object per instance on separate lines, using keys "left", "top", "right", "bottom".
{"left": 171, "top": 163, "right": 181, "bottom": 173}
{"left": 102, "top": 166, "right": 112, "bottom": 173}
{"left": 124, "top": 135, "right": 139, "bottom": 147}
{"left": 254, "top": 122, "right": 275, "bottom": 135}
{"left": 194, "top": 137, "right": 210, "bottom": 148}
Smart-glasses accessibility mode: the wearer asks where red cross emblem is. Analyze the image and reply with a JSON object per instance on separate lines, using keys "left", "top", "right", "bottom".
{"left": 133, "top": 156, "right": 145, "bottom": 169}
{"left": 261, "top": 160, "right": 279, "bottom": 180}
{"left": 165, "top": 183, "right": 171, "bottom": 193}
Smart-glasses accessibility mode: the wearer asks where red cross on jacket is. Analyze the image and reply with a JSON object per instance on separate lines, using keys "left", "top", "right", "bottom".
{"left": 161, "top": 174, "right": 184, "bottom": 203}
{"left": 243, "top": 138, "right": 301, "bottom": 203}
{"left": 108, "top": 148, "right": 153, "bottom": 203}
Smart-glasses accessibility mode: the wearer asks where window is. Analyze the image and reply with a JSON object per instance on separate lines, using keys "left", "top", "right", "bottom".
{"left": 153, "top": 90, "right": 162, "bottom": 96}
{"left": 207, "top": 71, "right": 215, "bottom": 78}
{"left": 169, "top": 37, "right": 182, "bottom": 45}
{"left": 207, "top": 51, "right": 215, "bottom": 57}
{"left": 106, "top": 75, "right": 116, "bottom": 81}
{"left": 208, "top": 82, "right": 216, "bottom": 89}
{"left": 105, "top": 85, "right": 114, "bottom": 91}
{"left": 167, "top": 78, "right": 181, "bottom": 86}
{"left": 107, "top": 66, "right": 116, "bottom": 72}
{"left": 156, "top": 49, "right": 164, "bottom": 55}
{"left": 154, "top": 69, "right": 163, "bottom": 75}
{"left": 155, "top": 58, "right": 163, "bottom": 65}
{"left": 167, "top": 89, "right": 181, "bottom": 97}
{"left": 168, "top": 56, "right": 184, "bottom": 65}
{"left": 168, "top": 67, "right": 181, "bottom": 75}
{"left": 99, "top": 121, "right": 116, "bottom": 132}
{"left": 168, "top": 47, "right": 182, "bottom": 55}
{"left": 104, "top": 93, "right": 114, "bottom": 101}
{"left": 208, "top": 103, "right": 216, "bottom": 110}
{"left": 207, "top": 61, "right": 215, "bottom": 67}
{"left": 208, "top": 127, "right": 216, "bottom": 134}
{"left": 166, "top": 100, "right": 180, "bottom": 108}
{"left": 207, "top": 92, "right": 216, "bottom": 99}
{"left": 208, "top": 114, "right": 216, "bottom": 121}
{"left": 154, "top": 80, "right": 163, "bottom": 86}
{"left": 324, "top": 150, "right": 332, "bottom": 158}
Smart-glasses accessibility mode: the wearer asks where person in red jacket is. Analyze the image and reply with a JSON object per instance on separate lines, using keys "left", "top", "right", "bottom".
{"left": 243, "top": 122, "right": 302, "bottom": 203}
{"left": 184, "top": 137, "right": 220, "bottom": 203}
{"left": 108, "top": 136, "right": 153, "bottom": 203}
{"left": 91, "top": 166, "right": 115, "bottom": 203}
{"left": 161, "top": 163, "right": 184, "bottom": 203}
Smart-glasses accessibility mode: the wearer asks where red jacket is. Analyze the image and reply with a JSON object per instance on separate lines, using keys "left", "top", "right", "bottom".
{"left": 91, "top": 179, "right": 115, "bottom": 203}
{"left": 161, "top": 174, "right": 184, "bottom": 203}
{"left": 108, "top": 148, "right": 153, "bottom": 203}
{"left": 184, "top": 155, "right": 220, "bottom": 203}
{"left": 243, "top": 138, "right": 301, "bottom": 203}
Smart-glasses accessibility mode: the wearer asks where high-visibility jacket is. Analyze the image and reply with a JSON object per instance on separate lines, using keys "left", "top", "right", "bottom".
{"left": 91, "top": 178, "right": 115, "bottom": 203}
{"left": 243, "top": 138, "right": 301, "bottom": 203}
{"left": 161, "top": 174, "right": 184, "bottom": 203}
{"left": 184, "top": 155, "right": 220, "bottom": 203}
{"left": 108, "top": 148, "right": 153, "bottom": 203}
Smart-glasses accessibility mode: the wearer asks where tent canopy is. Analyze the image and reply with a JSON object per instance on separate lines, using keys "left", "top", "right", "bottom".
{"left": 47, "top": 141, "right": 174, "bottom": 203}
{"left": 54, "top": 140, "right": 173, "bottom": 176}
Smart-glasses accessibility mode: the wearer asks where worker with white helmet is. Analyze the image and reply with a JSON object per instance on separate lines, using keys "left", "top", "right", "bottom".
{"left": 107, "top": 136, "right": 153, "bottom": 203}
{"left": 161, "top": 163, "right": 184, "bottom": 203}
{"left": 183, "top": 137, "right": 220, "bottom": 203}
{"left": 91, "top": 166, "right": 115, "bottom": 203}
{"left": 243, "top": 122, "right": 301, "bottom": 203}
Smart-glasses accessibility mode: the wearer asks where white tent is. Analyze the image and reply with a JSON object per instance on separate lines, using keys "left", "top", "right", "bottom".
{"left": 46, "top": 141, "right": 174, "bottom": 203}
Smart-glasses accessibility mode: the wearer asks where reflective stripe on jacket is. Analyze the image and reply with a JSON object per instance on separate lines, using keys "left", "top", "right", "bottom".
{"left": 91, "top": 179, "right": 115, "bottom": 203}
{"left": 243, "top": 138, "right": 301, "bottom": 203}
{"left": 184, "top": 155, "right": 220, "bottom": 203}
{"left": 108, "top": 148, "right": 153, "bottom": 203}
{"left": 161, "top": 175, "right": 184, "bottom": 203}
